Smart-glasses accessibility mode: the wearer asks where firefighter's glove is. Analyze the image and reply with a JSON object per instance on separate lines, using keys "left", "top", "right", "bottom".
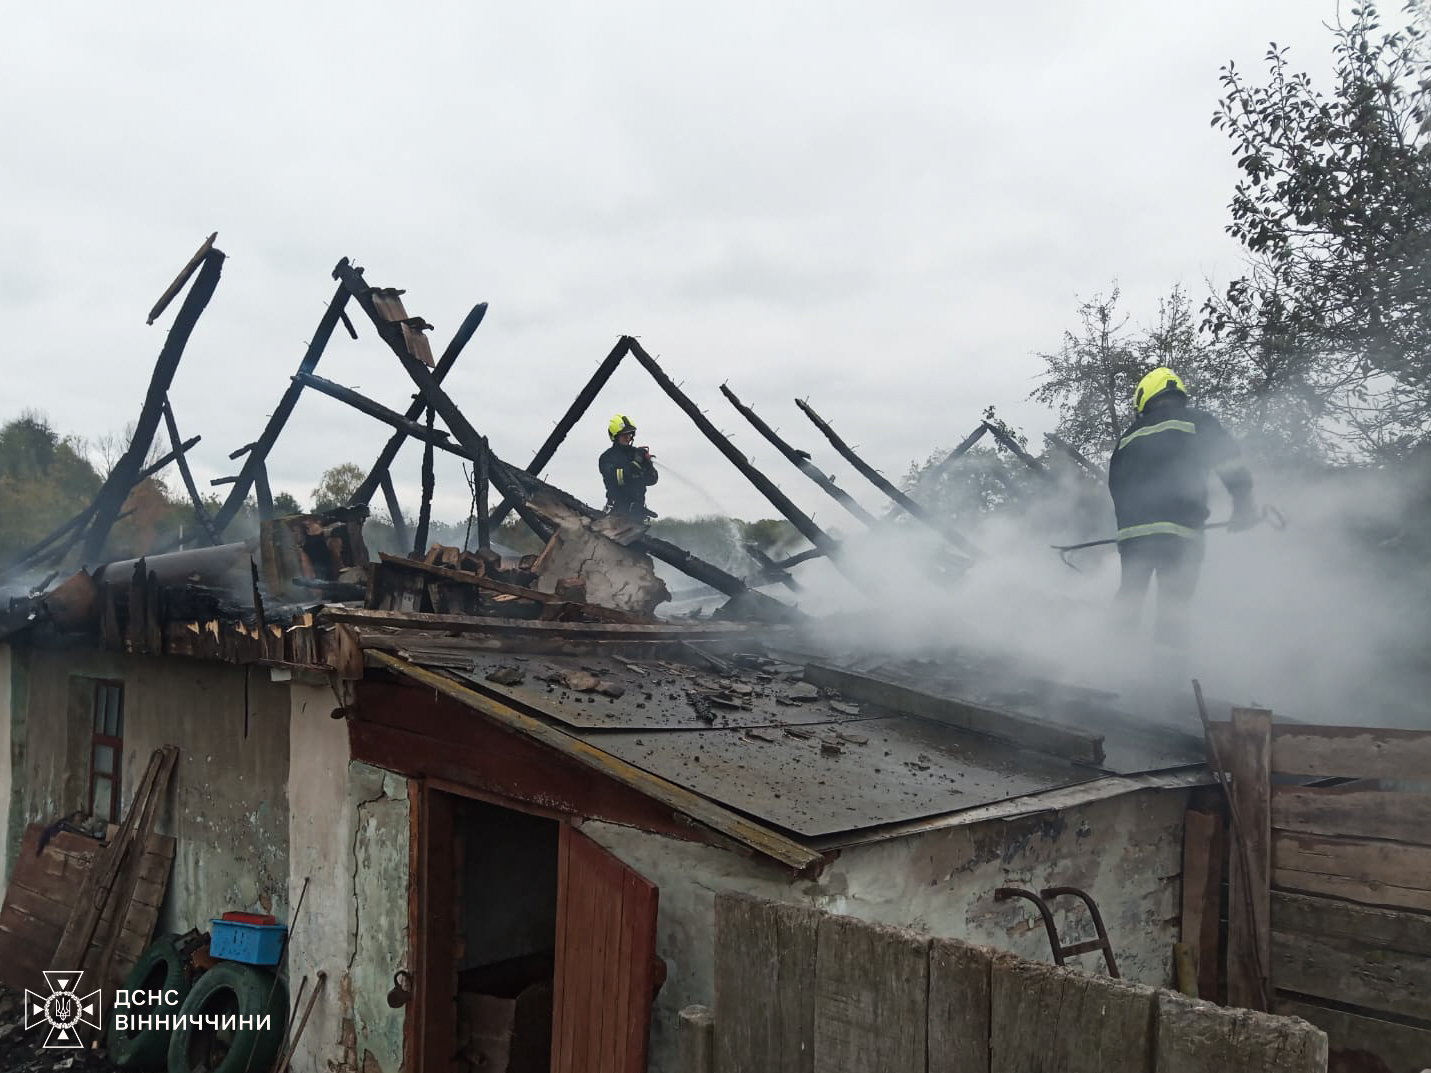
{"left": 1229, "top": 498, "right": 1259, "bottom": 532}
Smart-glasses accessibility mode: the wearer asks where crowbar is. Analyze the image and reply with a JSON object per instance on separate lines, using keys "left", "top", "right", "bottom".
{"left": 1052, "top": 505, "right": 1286, "bottom": 570}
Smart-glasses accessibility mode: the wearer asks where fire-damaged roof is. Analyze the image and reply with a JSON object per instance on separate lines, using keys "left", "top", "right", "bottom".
{"left": 351, "top": 615, "right": 1209, "bottom": 867}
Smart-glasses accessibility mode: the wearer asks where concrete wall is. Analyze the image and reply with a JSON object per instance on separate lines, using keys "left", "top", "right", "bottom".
{"left": 287, "top": 682, "right": 410, "bottom": 1073}
{"left": 14, "top": 647, "right": 292, "bottom": 934}
{"left": 583, "top": 786, "right": 1189, "bottom": 1073}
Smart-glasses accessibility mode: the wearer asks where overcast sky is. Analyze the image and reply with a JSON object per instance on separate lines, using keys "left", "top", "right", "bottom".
{"left": 1, "top": 1, "right": 1362, "bottom": 527}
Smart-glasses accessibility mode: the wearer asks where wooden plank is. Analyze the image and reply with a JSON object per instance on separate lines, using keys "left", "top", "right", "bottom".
{"left": 1272, "top": 724, "right": 1431, "bottom": 780}
{"left": 1273, "top": 830, "right": 1431, "bottom": 912}
{"left": 813, "top": 914, "right": 928, "bottom": 1073}
{"left": 1154, "top": 992, "right": 1326, "bottom": 1072}
{"left": 0, "top": 825, "right": 99, "bottom": 991}
{"left": 1273, "top": 786, "right": 1431, "bottom": 847}
{"left": 1275, "top": 998, "right": 1431, "bottom": 1073}
{"left": 678, "top": 1005, "right": 715, "bottom": 1073}
{"left": 620, "top": 865, "right": 658, "bottom": 1073}
{"left": 1274, "top": 869, "right": 1431, "bottom": 914}
{"left": 990, "top": 955, "right": 1155, "bottom": 1073}
{"left": 714, "top": 894, "right": 818, "bottom": 1073}
{"left": 1272, "top": 890, "right": 1431, "bottom": 955}
{"left": 328, "top": 605, "right": 769, "bottom": 640}
{"left": 1271, "top": 893, "right": 1431, "bottom": 1021}
{"left": 550, "top": 824, "right": 572, "bottom": 1073}
{"left": 1225, "top": 709, "right": 1272, "bottom": 1011}
{"left": 927, "top": 937, "right": 991, "bottom": 1073}
{"left": 1180, "top": 810, "right": 1223, "bottom": 1001}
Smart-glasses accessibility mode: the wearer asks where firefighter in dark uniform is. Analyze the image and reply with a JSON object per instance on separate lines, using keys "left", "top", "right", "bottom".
{"left": 1108, "top": 367, "right": 1257, "bottom": 646}
{"left": 599, "top": 413, "right": 659, "bottom": 520}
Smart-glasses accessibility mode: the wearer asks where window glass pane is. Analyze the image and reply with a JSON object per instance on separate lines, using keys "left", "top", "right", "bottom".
{"left": 93, "top": 689, "right": 105, "bottom": 733}
{"left": 93, "top": 743, "right": 115, "bottom": 776}
{"left": 92, "top": 776, "right": 112, "bottom": 821}
{"left": 107, "top": 688, "right": 123, "bottom": 737}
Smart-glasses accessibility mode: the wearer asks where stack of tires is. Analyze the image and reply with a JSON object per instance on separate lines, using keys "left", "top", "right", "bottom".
{"left": 106, "top": 935, "right": 288, "bottom": 1073}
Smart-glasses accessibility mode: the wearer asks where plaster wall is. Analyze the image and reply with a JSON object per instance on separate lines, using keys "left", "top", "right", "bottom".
{"left": 286, "top": 682, "right": 410, "bottom": 1073}
{"left": 583, "top": 787, "right": 1188, "bottom": 1073}
{"left": 15, "top": 648, "right": 291, "bottom": 934}
{"left": 0, "top": 644, "right": 12, "bottom": 886}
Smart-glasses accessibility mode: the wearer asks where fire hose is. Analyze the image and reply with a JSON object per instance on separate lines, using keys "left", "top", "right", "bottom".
{"left": 1052, "top": 505, "right": 1286, "bottom": 570}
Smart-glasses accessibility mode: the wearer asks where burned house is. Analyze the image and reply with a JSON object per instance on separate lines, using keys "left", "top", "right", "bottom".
{"left": 0, "top": 239, "right": 1424, "bottom": 1072}
{"left": 0, "top": 543, "right": 1212, "bottom": 1073}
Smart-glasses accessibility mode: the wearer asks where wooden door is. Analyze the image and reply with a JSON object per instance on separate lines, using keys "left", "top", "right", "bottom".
{"left": 550, "top": 825, "right": 659, "bottom": 1073}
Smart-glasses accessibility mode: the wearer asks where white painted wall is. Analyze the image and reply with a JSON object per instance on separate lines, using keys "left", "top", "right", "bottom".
{"left": 286, "top": 682, "right": 410, "bottom": 1073}
{"left": 286, "top": 681, "right": 357, "bottom": 1073}
{"left": 584, "top": 786, "right": 1189, "bottom": 1073}
{"left": 0, "top": 644, "right": 12, "bottom": 887}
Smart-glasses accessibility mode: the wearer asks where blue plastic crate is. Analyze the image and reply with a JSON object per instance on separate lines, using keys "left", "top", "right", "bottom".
{"left": 210, "top": 919, "right": 287, "bottom": 966}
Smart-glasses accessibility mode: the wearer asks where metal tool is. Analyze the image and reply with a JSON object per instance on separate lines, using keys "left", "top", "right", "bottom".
{"left": 1052, "top": 505, "right": 1286, "bottom": 569}
{"left": 994, "top": 885, "right": 1121, "bottom": 977}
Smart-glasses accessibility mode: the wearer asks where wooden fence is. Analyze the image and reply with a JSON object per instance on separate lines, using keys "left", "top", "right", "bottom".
{"left": 1189, "top": 711, "right": 1431, "bottom": 1073}
{"left": 701, "top": 893, "right": 1327, "bottom": 1073}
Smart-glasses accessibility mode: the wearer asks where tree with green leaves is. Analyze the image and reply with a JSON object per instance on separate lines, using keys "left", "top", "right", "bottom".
{"left": 310, "top": 463, "right": 366, "bottom": 512}
{"left": 1031, "top": 287, "right": 1226, "bottom": 460}
{"left": 1205, "top": 2, "right": 1431, "bottom": 456}
{"left": 0, "top": 412, "right": 103, "bottom": 562}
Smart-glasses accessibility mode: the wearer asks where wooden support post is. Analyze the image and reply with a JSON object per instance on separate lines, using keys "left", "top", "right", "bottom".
{"left": 887, "top": 423, "right": 988, "bottom": 519}
{"left": 983, "top": 420, "right": 1053, "bottom": 479}
{"left": 380, "top": 473, "right": 409, "bottom": 552}
{"left": 622, "top": 339, "right": 864, "bottom": 589}
{"left": 349, "top": 302, "right": 487, "bottom": 509}
{"left": 476, "top": 437, "right": 490, "bottom": 551}
{"left": 1224, "top": 709, "right": 1272, "bottom": 1012}
{"left": 720, "top": 383, "right": 879, "bottom": 527}
{"left": 161, "top": 397, "right": 220, "bottom": 543}
{"left": 332, "top": 261, "right": 795, "bottom": 614}
{"left": 795, "top": 398, "right": 980, "bottom": 558}
{"left": 84, "top": 250, "right": 225, "bottom": 562}
{"left": 146, "top": 232, "right": 217, "bottom": 326}
{"left": 678, "top": 1005, "right": 714, "bottom": 1073}
{"left": 413, "top": 409, "right": 435, "bottom": 557}
{"left": 1045, "top": 431, "right": 1104, "bottom": 477}
{"left": 254, "top": 462, "right": 275, "bottom": 523}
{"left": 209, "top": 283, "right": 352, "bottom": 536}
{"left": 489, "top": 337, "right": 631, "bottom": 527}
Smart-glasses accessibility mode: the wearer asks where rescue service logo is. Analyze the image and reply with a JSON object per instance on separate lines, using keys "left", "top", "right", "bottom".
{"left": 23, "top": 970, "right": 103, "bottom": 1049}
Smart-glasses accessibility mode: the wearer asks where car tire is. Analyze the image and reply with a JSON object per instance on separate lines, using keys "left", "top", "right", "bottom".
{"left": 166, "top": 961, "right": 287, "bottom": 1073}
{"left": 106, "top": 934, "right": 191, "bottom": 1069}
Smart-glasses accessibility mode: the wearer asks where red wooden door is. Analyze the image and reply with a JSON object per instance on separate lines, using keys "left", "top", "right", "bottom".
{"left": 550, "top": 825, "right": 659, "bottom": 1073}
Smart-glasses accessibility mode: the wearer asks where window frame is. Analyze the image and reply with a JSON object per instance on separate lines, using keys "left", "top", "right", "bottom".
{"left": 88, "top": 680, "right": 124, "bottom": 824}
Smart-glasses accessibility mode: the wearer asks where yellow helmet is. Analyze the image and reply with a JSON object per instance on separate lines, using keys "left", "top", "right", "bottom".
{"left": 1134, "top": 367, "right": 1186, "bottom": 413}
{"left": 607, "top": 414, "right": 637, "bottom": 441}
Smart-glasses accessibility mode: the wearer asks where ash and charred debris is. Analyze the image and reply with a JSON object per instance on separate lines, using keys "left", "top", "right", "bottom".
{"left": 0, "top": 988, "right": 112, "bottom": 1073}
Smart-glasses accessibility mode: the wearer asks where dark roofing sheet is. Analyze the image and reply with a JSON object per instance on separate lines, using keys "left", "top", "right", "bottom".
{"left": 576, "top": 715, "right": 1096, "bottom": 837}
{"left": 442, "top": 653, "right": 871, "bottom": 732}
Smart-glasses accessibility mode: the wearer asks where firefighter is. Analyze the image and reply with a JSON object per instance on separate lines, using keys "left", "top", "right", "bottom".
{"left": 1108, "top": 367, "right": 1256, "bottom": 646}
{"left": 599, "top": 413, "right": 659, "bottom": 520}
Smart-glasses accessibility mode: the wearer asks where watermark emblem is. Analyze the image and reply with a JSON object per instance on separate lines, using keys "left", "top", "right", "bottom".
{"left": 24, "top": 970, "right": 102, "bottom": 1049}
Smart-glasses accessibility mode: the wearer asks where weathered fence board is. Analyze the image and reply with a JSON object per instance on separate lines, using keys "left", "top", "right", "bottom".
{"left": 1272, "top": 830, "right": 1431, "bottom": 913}
{"left": 990, "top": 956, "right": 1155, "bottom": 1073}
{"left": 1226, "top": 709, "right": 1272, "bottom": 1011}
{"left": 813, "top": 914, "right": 927, "bottom": 1073}
{"left": 927, "top": 938, "right": 992, "bottom": 1073}
{"left": 1154, "top": 993, "right": 1327, "bottom": 1073}
{"left": 714, "top": 895, "right": 818, "bottom": 1073}
{"left": 1272, "top": 786, "right": 1431, "bottom": 846}
{"left": 1271, "top": 930, "right": 1431, "bottom": 1022}
{"left": 1272, "top": 889, "right": 1431, "bottom": 955}
{"left": 1271, "top": 725, "right": 1431, "bottom": 780}
{"left": 1275, "top": 998, "right": 1431, "bottom": 1073}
